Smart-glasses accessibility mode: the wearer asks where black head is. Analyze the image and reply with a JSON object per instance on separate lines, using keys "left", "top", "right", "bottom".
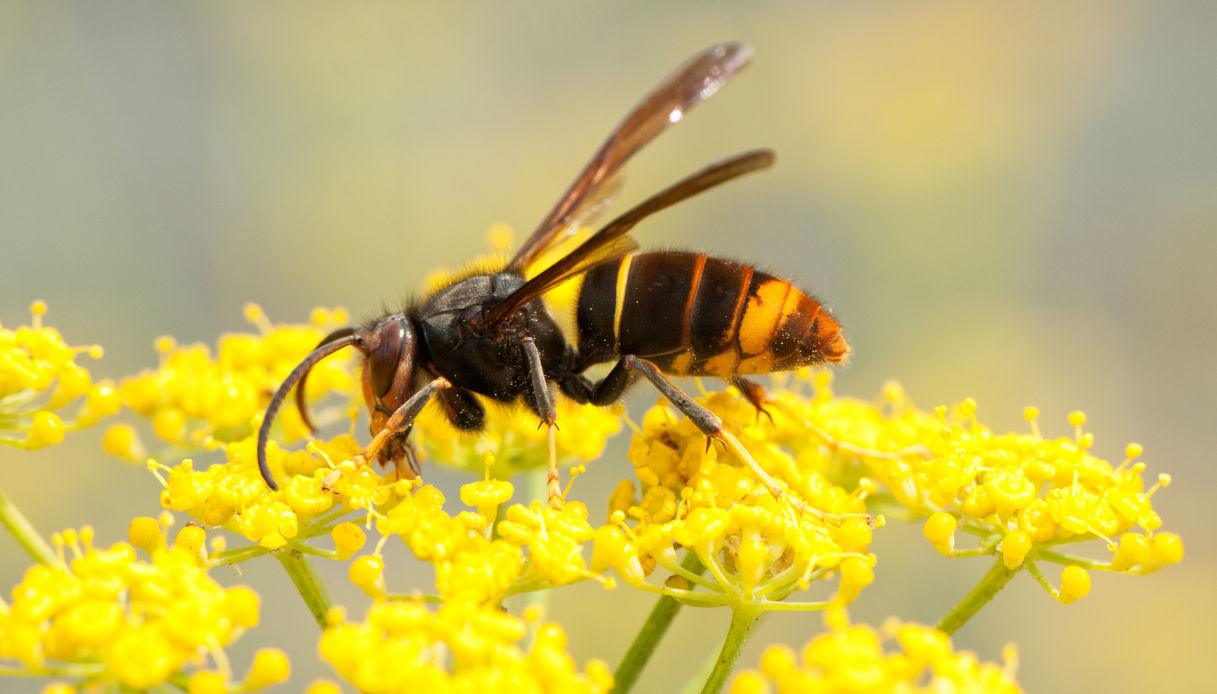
{"left": 256, "top": 314, "right": 416, "bottom": 490}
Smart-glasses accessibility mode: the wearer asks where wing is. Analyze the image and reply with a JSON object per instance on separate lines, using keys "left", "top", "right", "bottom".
{"left": 484, "top": 149, "right": 776, "bottom": 327}
{"left": 506, "top": 42, "right": 754, "bottom": 274}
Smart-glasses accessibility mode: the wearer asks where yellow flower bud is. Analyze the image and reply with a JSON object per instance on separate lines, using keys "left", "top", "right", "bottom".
{"left": 349, "top": 555, "right": 385, "bottom": 598}
{"left": 152, "top": 407, "right": 186, "bottom": 443}
{"left": 187, "top": 670, "right": 227, "bottom": 694}
{"left": 730, "top": 671, "right": 770, "bottom": 694}
{"left": 1059, "top": 566, "right": 1091, "bottom": 603}
{"left": 128, "top": 517, "right": 164, "bottom": 554}
{"left": 923, "top": 512, "right": 956, "bottom": 554}
{"left": 174, "top": 526, "right": 207, "bottom": 555}
{"left": 1151, "top": 532, "right": 1184, "bottom": 566}
{"left": 331, "top": 522, "right": 367, "bottom": 560}
{"left": 245, "top": 648, "right": 291, "bottom": 689}
{"left": 223, "top": 586, "right": 261, "bottom": 630}
{"left": 1001, "top": 530, "right": 1032, "bottom": 569}
{"left": 102, "top": 423, "right": 143, "bottom": 460}
{"left": 26, "top": 411, "right": 65, "bottom": 448}
{"left": 305, "top": 680, "right": 344, "bottom": 694}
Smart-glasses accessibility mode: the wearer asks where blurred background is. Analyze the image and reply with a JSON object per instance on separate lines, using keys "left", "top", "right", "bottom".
{"left": 2, "top": 1, "right": 1213, "bottom": 691}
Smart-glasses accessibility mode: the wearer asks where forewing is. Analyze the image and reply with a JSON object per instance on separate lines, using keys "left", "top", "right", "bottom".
{"left": 507, "top": 42, "right": 753, "bottom": 273}
{"left": 485, "top": 149, "right": 775, "bottom": 327}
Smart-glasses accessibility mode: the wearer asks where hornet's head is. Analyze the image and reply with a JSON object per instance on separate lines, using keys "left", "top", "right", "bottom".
{"left": 256, "top": 314, "right": 417, "bottom": 490}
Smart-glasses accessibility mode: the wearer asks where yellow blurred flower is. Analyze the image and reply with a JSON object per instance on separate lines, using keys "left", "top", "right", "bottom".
{"left": 0, "top": 520, "right": 271, "bottom": 692}
{"left": 0, "top": 301, "right": 117, "bottom": 449}
{"left": 733, "top": 614, "right": 1022, "bottom": 693}
{"left": 319, "top": 602, "right": 612, "bottom": 693}
{"left": 114, "top": 304, "right": 354, "bottom": 455}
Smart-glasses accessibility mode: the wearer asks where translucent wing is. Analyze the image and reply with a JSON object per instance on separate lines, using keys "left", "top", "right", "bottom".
{"left": 507, "top": 42, "right": 753, "bottom": 273}
{"left": 485, "top": 149, "right": 775, "bottom": 326}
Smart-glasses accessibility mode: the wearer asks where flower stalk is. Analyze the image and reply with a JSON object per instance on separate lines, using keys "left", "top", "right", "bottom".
{"left": 612, "top": 552, "right": 706, "bottom": 693}
{"left": 275, "top": 544, "right": 334, "bottom": 629}
{"left": 936, "top": 556, "right": 1018, "bottom": 634}
{"left": 0, "top": 485, "right": 56, "bottom": 566}
{"left": 700, "top": 603, "right": 762, "bottom": 694}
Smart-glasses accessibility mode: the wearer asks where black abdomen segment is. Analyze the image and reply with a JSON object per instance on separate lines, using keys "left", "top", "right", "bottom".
{"left": 575, "top": 251, "right": 839, "bottom": 376}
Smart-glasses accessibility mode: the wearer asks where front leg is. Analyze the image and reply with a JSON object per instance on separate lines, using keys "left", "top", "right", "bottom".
{"left": 354, "top": 377, "right": 452, "bottom": 477}
{"left": 521, "top": 337, "right": 561, "bottom": 506}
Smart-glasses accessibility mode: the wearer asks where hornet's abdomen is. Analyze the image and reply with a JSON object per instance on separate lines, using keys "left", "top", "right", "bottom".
{"left": 575, "top": 251, "right": 848, "bottom": 376}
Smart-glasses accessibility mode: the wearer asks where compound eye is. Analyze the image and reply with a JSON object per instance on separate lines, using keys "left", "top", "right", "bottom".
{"left": 367, "top": 319, "right": 409, "bottom": 402}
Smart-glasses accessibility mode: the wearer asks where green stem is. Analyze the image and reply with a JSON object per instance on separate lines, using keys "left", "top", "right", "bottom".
{"left": 935, "top": 556, "right": 1018, "bottom": 635}
{"left": 207, "top": 544, "right": 268, "bottom": 567}
{"left": 275, "top": 545, "right": 333, "bottom": 629}
{"left": 612, "top": 552, "right": 705, "bottom": 694}
{"left": 700, "top": 604, "right": 762, "bottom": 694}
{"left": 0, "top": 485, "right": 56, "bottom": 565}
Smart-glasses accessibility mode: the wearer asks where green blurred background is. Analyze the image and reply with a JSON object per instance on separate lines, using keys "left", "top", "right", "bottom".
{"left": 2, "top": 2, "right": 1213, "bottom": 692}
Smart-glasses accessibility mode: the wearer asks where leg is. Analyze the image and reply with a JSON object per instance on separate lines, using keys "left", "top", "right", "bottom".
{"left": 353, "top": 377, "right": 451, "bottom": 473}
{"left": 521, "top": 337, "right": 562, "bottom": 506}
{"left": 731, "top": 375, "right": 773, "bottom": 423}
{"left": 619, "top": 357, "right": 848, "bottom": 524}
{"left": 437, "top": 386, "right": 486, "bottom": 431}
{"left": 381, "top": 386, "right": 481, "bottom": 481}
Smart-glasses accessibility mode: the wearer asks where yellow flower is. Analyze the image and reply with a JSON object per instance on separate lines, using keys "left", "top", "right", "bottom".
{"left": 375, "top": 479, "right": 608, "bottom": 605}
{"left": 412, "top": 394, "right": 621, "bottom": 476}
{"left": 733, "top": 614, "right": 1023, "bottom": 693}
{"left": 0, "top": 520, "right": 272, "bottom": 691}
{"left": 497, "top": 499, "right": 598, "bottom": 587}
{"left": 598, "top": 380, "right": 875, "bottom": 613}
{"left": 156, "top": 432, "right": 364, "bottom": 550}
{"left": 757, "top": 373, "right": 1182, "bottom": 600}
{"left": 319, "top": 602, "right": 612, "bottom": 693}
{"left": 116, "top": 304, "right": 353, "bottom": 454}
{"left": 1, "top": 301, "right": 116, "bottom": 450}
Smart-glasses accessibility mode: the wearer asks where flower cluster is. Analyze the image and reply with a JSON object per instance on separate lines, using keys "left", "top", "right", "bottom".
{"left": 156, "top": 432, "right": 368, "bottom": 550}
{"left": 731, "top": 612, "right": 1021, "bottom": 693}
{"left": 319, "top": 602, "right": 612, "bottom": 693}
{"left": 3, "top": 289, "right": 1180, "bottom": 693}
{"left": 342, "top": 471, "right": 601, "bottom": 605}
{"left": 414, "top": 399, "right": 622, "bottom": 476}
{"left": 594, "top": 381, "right": 876, "bottom": 614}
{"left": 0, "top": 517, "right": 284, "bottom": 692}
{"left": 110, "top": 304, "right": 354, "bottom": 458}
{"left": 0, "top": 301, "right": 119, "bottom": 450}
{"left": 759, "top": 374, "right": 1182, "bottom": 602}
